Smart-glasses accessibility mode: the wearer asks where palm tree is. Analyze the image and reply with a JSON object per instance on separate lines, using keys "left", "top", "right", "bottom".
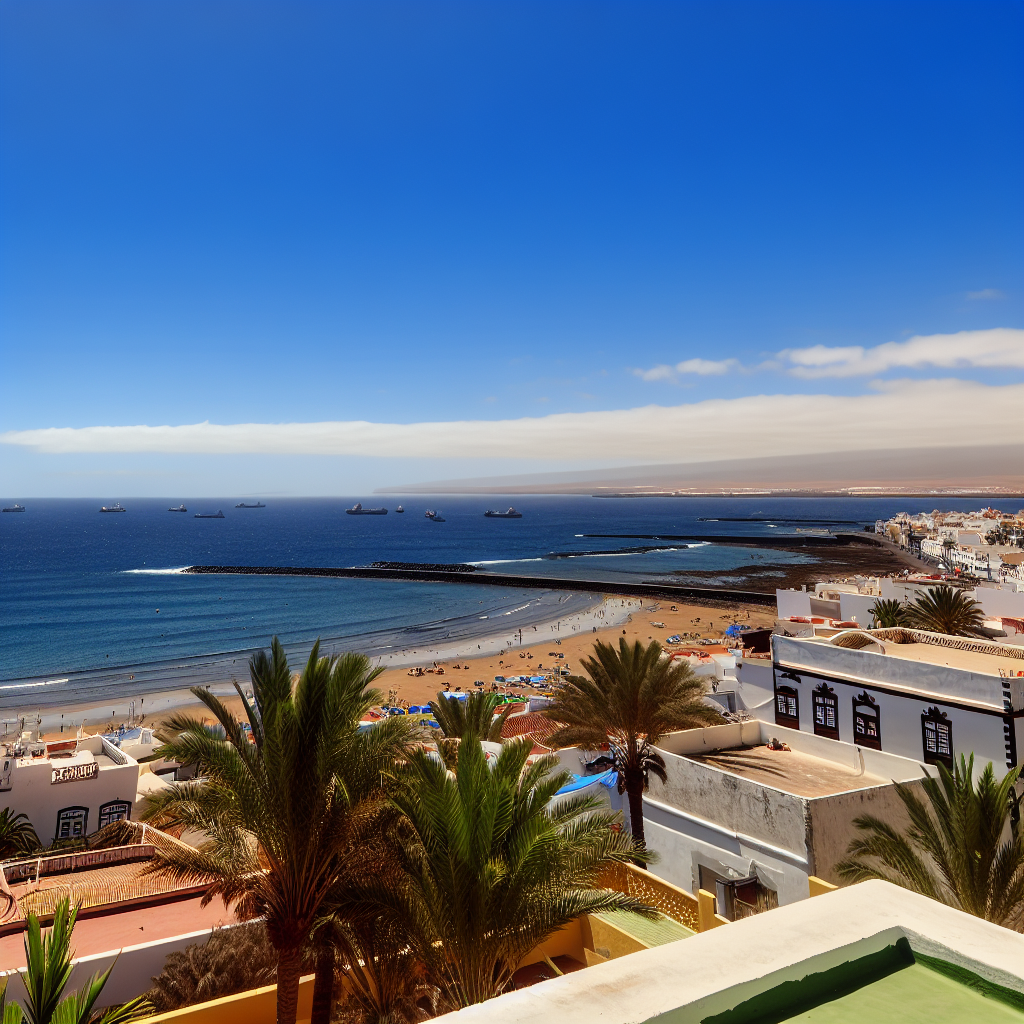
{"left": 428, "top": 690, "right": 512, "bottom": 741}
{"left": 147, "top": 922, "right": 277, "bottom": 1012}
{"left": 0, "top": 809, "right": 40, "bottom": 860}
{"left": 835, "top": 755, "right": 1024, "bottom": 928}
{"left": 365, "top": 737, "right": 653, "bottom": 1009}
{"left": 543, "top": 638, "right": 723, "bottom": 852}
{"left": 868, "top": 598, "right": 908, "bottom": 629}
{"left": 906, "top": 586, "right": 988, "bottom": 638}
{"left": 141, "top": 639, "right": 413, "bottom": 1024}
{"left": 0, "top": 897, "right": 152, "bottom": 1023}
{"left": 315, "top": 833, "right": 440, "bottom": 1024}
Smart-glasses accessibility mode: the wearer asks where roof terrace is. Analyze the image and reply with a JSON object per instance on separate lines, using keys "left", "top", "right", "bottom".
{"left": 773, "top": 629, "right": 1024, "bottom": 712}
{"left": 681, "top": 744, "right": 887, "bottom": 799}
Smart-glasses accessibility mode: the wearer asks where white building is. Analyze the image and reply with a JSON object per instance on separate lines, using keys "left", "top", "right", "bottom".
{"left": 0, "top": 734, "right": 143, "bottom": 844}
{"left": 734, "top": 628, "right": 1024, "bottom": 777}
{"left": 639, "top": 720, "right": 930, "bottom": 909}
{"left": 777, "top": 578, "right": 1024, "bottom": 629}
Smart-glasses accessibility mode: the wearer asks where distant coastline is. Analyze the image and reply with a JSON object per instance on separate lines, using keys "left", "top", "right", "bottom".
{"left": 589, "top": 490, "right": 1024, "bottom": 499}
{"left": 377, "top": 442, "right": 1024, "bottom": 496}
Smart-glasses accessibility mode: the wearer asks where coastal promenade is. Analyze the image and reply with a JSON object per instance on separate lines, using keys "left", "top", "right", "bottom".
{"left": 183, "top": 564, "right": 778, "bottom": 607}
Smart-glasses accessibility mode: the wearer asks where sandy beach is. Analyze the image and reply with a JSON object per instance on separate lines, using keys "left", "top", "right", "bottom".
{"left": 24, "top": 592, "right": 776, "bottom": 741}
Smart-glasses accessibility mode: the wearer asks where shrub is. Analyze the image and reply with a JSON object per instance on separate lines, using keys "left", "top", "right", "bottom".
{"left": 147, "top": 921, "right": 277, "bottom": 1011}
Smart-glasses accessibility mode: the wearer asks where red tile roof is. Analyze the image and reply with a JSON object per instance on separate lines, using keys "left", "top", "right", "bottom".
{"left": 502, "top": 712, "right": 558, "bottom": 742}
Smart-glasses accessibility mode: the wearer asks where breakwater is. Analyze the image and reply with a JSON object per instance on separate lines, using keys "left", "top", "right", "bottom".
{"left": 182, "top": 564, "right": 777, "bottom": 606}
{"left": 580, "top": 532, "right": 878, "bottom": 548}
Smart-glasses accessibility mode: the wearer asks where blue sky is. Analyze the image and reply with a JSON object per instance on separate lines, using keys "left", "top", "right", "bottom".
{"left": 1, "top": 1, "right": 1022, "bottom": 495}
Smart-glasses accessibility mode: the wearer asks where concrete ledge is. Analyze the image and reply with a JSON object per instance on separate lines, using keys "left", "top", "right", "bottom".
{"left": 426, "top": 881, "right": 1024, "bottom": 1024}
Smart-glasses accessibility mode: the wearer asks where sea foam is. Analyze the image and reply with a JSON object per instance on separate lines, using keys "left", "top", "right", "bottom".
{"left": 122, "top": 567, "right": 189, "bottom": 575}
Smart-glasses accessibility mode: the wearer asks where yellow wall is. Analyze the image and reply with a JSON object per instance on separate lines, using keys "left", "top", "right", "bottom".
{"left": 580, "top": 914, "right": 647, "bottom": 960}
{"left": 140, "top": 975, "right": 314, "bottom": 1024}
{"left": 517, "top": 917, "right": 586, "bottom": 968}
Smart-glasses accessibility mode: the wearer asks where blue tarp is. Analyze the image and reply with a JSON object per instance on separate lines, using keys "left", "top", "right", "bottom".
{"left": 553, "top": 770, "right": 617, "bottom": 796}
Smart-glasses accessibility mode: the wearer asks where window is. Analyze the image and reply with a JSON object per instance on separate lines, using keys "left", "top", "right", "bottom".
{"left": 852, "top": 692, "right": 881, "bottom": 750}
{"left": 812, "top": 683, "right": 839, "bottom": 741}
{"left": 98, "top": 800, "right": 132, "bottom": 828}
{"left": 55, "top": 806, "right": 88, "bottom": 842}
{"left": 774, "top": 684, "right": 799, "bottom": 729}
{"left": 922, "top": 707, "right": 953, "bottom": 767}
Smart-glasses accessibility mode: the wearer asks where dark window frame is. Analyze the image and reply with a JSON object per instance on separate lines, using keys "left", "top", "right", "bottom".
{"left": 921, "top": 706, "right": 953, "bottom": 768}
{"left": 98, "top": 799, "right": 132, "bottom": 829}
{"left": 55, "top": 805, "right": 89, "bottom": 841}
{"left": 811, "top": 683, "right": 840, "bottom": 741}
{"left": 852, "top": 691, "right": 882, "bottom": 750}
{"left": 774, "top": 683, "right": 800, "bottom": 730}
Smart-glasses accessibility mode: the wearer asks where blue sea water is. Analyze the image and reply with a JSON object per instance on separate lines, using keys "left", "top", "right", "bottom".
{"left": 0, "top": 494, "right": 991, "bottom": 708}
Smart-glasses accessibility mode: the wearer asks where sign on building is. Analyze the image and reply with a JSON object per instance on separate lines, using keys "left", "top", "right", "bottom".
{"left": 51, "top": 761, "right": 98, "bottom": 784}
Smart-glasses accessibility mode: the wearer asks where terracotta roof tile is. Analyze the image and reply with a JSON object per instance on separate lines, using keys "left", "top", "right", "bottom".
{"left": 502, "top": 712, "right": 558, "bottom": 741}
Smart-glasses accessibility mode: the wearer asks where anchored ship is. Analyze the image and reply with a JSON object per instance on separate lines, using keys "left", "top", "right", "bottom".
{"left": 395, "top": 505, "right": 404, "bottom": 513}
{"left": 346, "top": 503, "right": 388, "bottom": 515}
{"left": 2, "top": 504, "right": 25, "bottom": 513}
{"left": 425, "top": 510, "right": 446, "bottom": 522}
{"left": 235, "top": 502, "right": 266, "bottom": 508}
{"left": 484, "top": 507, "right": 522, "bottom": 518}
{"left": 194, "top": 510, "right": 225, "bottom": 519}
{"left": 168, "top": 504, "right": 187, "bottom": 512}
{"left": 100, "top": 503, "right": 126, "bottom": 513}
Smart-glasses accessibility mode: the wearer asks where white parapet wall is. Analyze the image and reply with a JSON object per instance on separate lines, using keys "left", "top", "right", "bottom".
{"left": 1, "top": 920, "right": 253, "bottom": 1009}
{"left": 425, "top": 881, "right": 1024, "bottom": 1024}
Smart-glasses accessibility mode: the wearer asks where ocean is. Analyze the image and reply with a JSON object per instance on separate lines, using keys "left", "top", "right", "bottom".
{"left": 0, "top": 494, "right": 992, "bottom": 709}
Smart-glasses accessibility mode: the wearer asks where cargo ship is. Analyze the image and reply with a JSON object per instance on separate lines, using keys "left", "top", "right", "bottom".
{"left": 2, "top": 504, "right": 25, "bottom": 513}
{"left": 100, "top": 503, "right": 126, "bottom": 513}
{"left": 346, "top": 503, "right": 388, "bottom": 515}
{"left": 194, "top": 510, "right": 225, "bottom": 519}
{"left": 484, "top": 507, "right": 522, "bottom": 518}
{"left": 235, "top": 502, "right": 266, "bottom": 508}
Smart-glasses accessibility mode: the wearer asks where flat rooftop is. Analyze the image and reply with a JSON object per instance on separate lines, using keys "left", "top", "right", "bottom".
{"left": 0, "top": 893, "right": 239, "bottom": 969}
{"left": 683, "top": 744, "right": 887, "bottom": 798}
{"left": 787, "top": 961, "right": 1024, "bottom": 1023}
{"left": 799, "top": 630, "right": 1024, "bottom": 677}
{"left": 867, "top": 639, "right": 1024, "bottom": 675}
{"left": 14, "top": 750, "right": 122, "bottom": 770}
{"left": 815, "top": 634, "right": 1024, "bottom": 675}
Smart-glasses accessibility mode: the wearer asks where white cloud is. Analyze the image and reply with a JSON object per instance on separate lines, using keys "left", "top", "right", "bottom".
{"left": 634, "top": 357, "right": 738, "bottom": 381}
{"left": 676, "top": 358, "right": 738, "bottom": 375}
{"left": 781, "top": 328, "right": 1024, "bottom": 378}
{"left": 634, "top": 364, "right": 676, "bottom": 382}
{"left": 967, "top": 289, "right": 1007, "bottom": 301}
{"left": 2, "top": 379, "right": 1020, "bottom": 463}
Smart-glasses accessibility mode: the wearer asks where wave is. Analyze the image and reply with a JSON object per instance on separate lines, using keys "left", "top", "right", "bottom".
{"left": 122, "top": 567, "right": 189, "bottom": 575}
{"left": 0, "top": 678, "right": 68, "bottom": 692}
{"left": 500, "top": 602, "right": 534, "bottom": 616}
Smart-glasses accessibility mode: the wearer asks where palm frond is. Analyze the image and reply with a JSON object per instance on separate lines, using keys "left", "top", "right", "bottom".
{"left": 837, "top": 757, "right": 1024, "bottom": 926}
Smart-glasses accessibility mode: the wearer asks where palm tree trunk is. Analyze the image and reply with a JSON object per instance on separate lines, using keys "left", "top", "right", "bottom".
{"left": 310, "top": 943, "right": 335, "bottom": 1024}
{"left": 624, "top": 770, "right": 647, "bottom": 867}
{"left": 276, "top": 944, "right": 303, "bottom": 1024}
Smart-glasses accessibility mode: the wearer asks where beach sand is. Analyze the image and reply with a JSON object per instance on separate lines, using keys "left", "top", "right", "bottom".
{"left": 28, "top": 593, "right": 775, "bottom": 740}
